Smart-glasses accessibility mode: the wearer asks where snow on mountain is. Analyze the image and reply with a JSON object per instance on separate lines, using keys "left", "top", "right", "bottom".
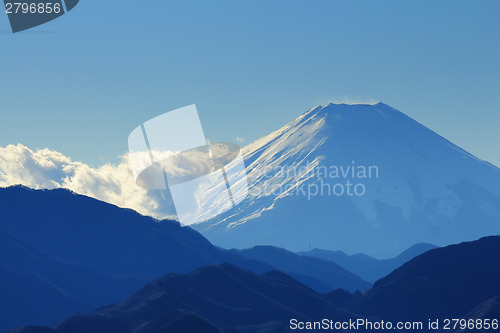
{"left": 192, "top": 103, "right": 500, "bottom": 257}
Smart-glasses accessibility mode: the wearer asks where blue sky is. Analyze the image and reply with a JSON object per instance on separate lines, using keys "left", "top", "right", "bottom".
{"left": 0, "top": 0, "right": 499, "bottom": 167}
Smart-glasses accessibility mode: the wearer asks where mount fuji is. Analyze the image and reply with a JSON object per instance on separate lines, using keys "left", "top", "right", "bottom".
{"left": 193, "top": 103, "right": 500, "bottom": 257}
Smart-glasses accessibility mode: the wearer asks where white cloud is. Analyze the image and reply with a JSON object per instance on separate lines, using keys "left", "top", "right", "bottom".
{"left": 0, "top": 144, "right": 177, "bottom": 219}
{"left": 236, "top": 137, "right": 245, "bottom": 143}
{"left": 314, "top": 96, "right": 379, "bottom": 106}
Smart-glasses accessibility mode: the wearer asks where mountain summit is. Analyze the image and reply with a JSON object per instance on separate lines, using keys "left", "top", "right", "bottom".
{"left": 193, "top": 103, "right": 500, "bottom": 256}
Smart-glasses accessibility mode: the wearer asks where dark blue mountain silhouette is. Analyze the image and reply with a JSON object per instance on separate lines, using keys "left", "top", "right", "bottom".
{"left": 234, "top": 246, "right": 371, "bottom": 292}
{"left": 0, "top": 185, "right": 370, "bottom": 331}
{"left": 298, "top": 242, "right": 437, "bottom": 282}
{"left": 455, "top": 296, "right": 500, "bottom": 332}
{"left": 11, "top": 328, "right": 60, "bottom": 333}
{"left": 0, "top": 186, "right": 273, "bottom": 331}
{"left": 13, "top": 237, "right": 500, "bottom": 333}
{"left": 0, "top": 230, "right": 131, "bottom": 330}
{"left": 15, "top": 263, "right": 356, "bottom": 333}
{"left": 4, "top": 186, "right": 500, "bottom": 332}
{"left": 0, "top": 186, "right": 268, "bottom": 277}
{"left": 352, "top": 236, "right": 500, "bottom": 321}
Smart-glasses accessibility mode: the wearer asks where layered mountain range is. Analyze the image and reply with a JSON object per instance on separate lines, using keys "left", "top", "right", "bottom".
{"left": 297, "top": 242, "right": 437, "bottom": 282}
{"left": 2, "top": 102, "right": 499, "bottom": 332}
{"left": 12, "top": 236, "right": 500, "bottom": 333}
{"left": 0, "top": 186, "right": 368, "bottom": 331}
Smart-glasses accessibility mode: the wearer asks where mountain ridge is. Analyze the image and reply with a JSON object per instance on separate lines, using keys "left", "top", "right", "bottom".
{"left": 352, "top": 236, "right": 500, "bottom": 321}
{"left": 298, "top": 242, "right": 438, "bottom": 282}
{"left": 12, "top": 236, "right": 500, "bottom": 333}
{"left": 234, "top": 245, "right": 371, "bottom": 292}
{"left": 194, "top": 103, "right": 500, "bottom": 256}
{"left": 0, "top": 185, "right": 271, "bottom": 331}
{"left": 0, "top": 185, "right": 370, "bottom": 332}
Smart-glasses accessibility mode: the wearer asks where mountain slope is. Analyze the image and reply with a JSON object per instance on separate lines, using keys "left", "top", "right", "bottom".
{"left": 352, "top": 236, "right": 500, "bottom": 320}
{"left": 14, "top": 237, "right": 500, "bottom": 332}
{"left": 0, "top": 185, "right": 380, "bottom": 331}
{"left": 193, "top": 103, "right": 500, "bottom": 257}
{"left": 0, "top": 186, "right": 274, "bottom": 331}
{"left": 235, "top": 246, "right": 371, "bottom": 292}
{"left": 0, "top": 186, "right": 262, "bottom": 277}
{"left": 25, "top": 264, "right": 354, "bottom": 333}
{"left": 453, "top": 296, "right": 500, "bottom": 332}
{"left": 298, "top": 243, "right": 437, "bottom": 282}
{"left": 0, "top": 230, "right": 131, "bottom": 330}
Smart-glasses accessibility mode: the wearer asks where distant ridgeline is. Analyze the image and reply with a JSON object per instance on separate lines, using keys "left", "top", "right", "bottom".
{"left": 11, "top": 236, "right": 500, "bottom": 333}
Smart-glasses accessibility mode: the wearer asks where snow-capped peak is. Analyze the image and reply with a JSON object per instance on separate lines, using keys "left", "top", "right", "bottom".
{"left": 193, "top": 103, "right": 500, "bottom": 257}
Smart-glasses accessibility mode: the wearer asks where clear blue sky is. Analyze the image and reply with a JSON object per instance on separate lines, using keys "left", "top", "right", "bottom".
{"left": 0, "top": 0, "right": 499, "bottom": 167}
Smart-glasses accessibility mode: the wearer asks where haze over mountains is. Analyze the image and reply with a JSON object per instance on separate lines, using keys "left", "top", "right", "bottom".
{"left": 13, "top": 236, "right": 500, "bottom": 333}
{"left": 1, "top": 103, "right": 498, "bottom": 258}
{"left": 194, "top": 103, "right": 500, "bottom": 257}
{"left": 0, "top": 186, "right": 369, "bottom": 331}
{"left": 5, "top": 186, "right": 494, "bottom": 332}
{"left": 233, "top": 246, "right": 371, "bottom": 292}
{"left": 2, "top": 102, "right": 499, "bottom": 332}
{"left": 298, "top": 242, "right": 437, "bottom": 282}
{"left": 0, "top": 186, "right": 272, "bottom": 331}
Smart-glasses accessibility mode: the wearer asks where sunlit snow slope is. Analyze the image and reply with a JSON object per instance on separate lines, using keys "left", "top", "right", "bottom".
{"left": 193, "top": 103, "right": 500, "bottom": 257}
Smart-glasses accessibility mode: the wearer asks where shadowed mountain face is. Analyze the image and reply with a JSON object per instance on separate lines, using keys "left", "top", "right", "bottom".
{"left": 0, "top": 186, "right": 274, "bottom": 331}
{"left": 0, "top": 186, "right": 267, "bottom": 278}
{"left": 298, "top": 243, "right": 438, "bottom": 282}
{"left": 454, "top": 296, "right": 500, "bottom": 332}
{"left": 10, "top": 310, "right": 223, "bottom": 333}
{"left": 29, "top": 264, "right": 354, "bottom": 333}
{"left": 11, "top": 328, "right": 60, "bottom": 333}
{"left": 234, "top": 246, "right": 371, "bottom": 292}
{"left": 13, "top": 237, "right": 500, "bottom": 333}
{"left": 0, "top": 186, "right": 373, "bottom": 332}
{"left": 0, "top": 230, "right": 129, "bottom": 330}
{"left": 465, "top": 296, "right": 500, "bottom": 320}
{"left": 194, "top": 103, "right": 500, "bottom": 257}
{"left": 352, "top": 236, "right": 500, "bottom": 321}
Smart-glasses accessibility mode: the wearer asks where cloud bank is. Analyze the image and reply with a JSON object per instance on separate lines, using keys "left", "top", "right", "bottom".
{"left": 0, "top": 144, "right": 177, "bottom": 219}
